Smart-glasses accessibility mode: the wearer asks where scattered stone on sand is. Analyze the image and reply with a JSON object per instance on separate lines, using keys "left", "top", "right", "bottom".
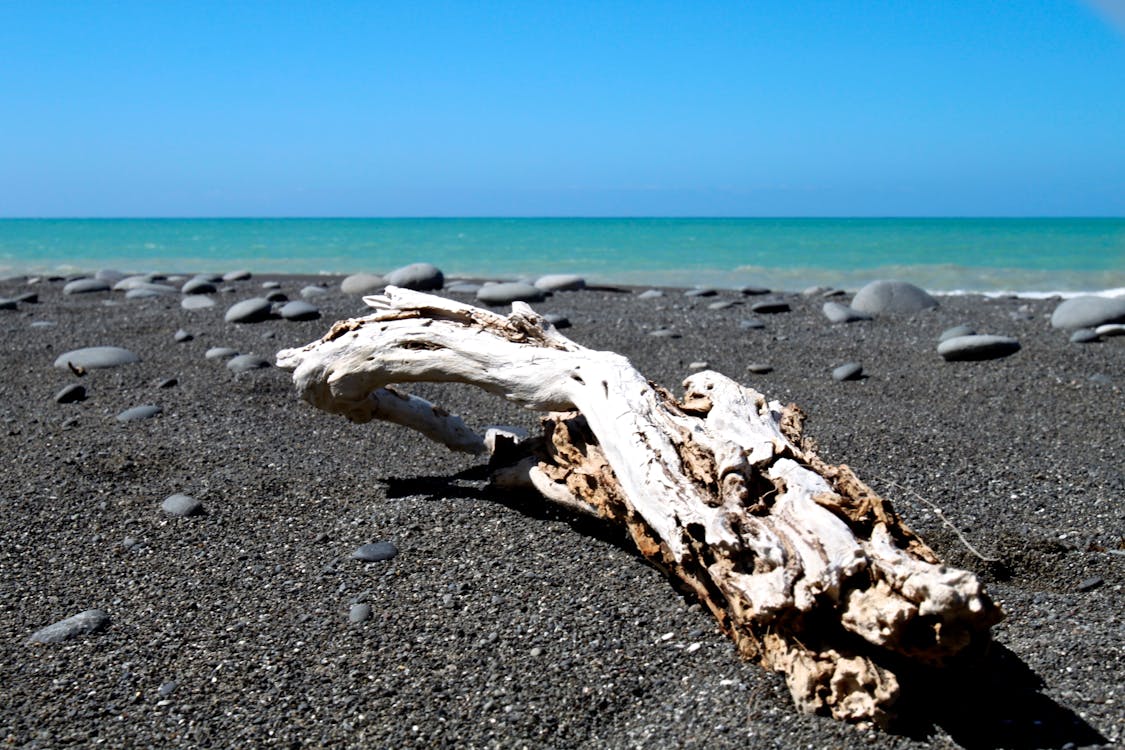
{"left": 0, "top": 298, "right": 18, "bottom": 310}
{"left": 851, "top": 280, "right": 938, "bottom": 314}
{"left": 63, "top": 278, "right": 111, "bottom": 295}
{"left": 222, "top": 269, "right": 252, "bottom": 282}
{"left": 94, "top": 269, "right": 126, "bottom": 283}
{"left": 1096, "top": 323, "right": 1125, "bottom": 337}
{"left": 648, "top": 328, "right": 680, "bottom": 338}
{"left": 684, "top": 287, "right": 718, "bottom": 298}
{"left": 162, "top": 494, "right": 203, "bottom": 517}
{"left": 54, "top": 384, "right": 87, "bottom": 404}
{"left": 937, "top": 334, "right": 1021, "bottom": 361}
{"left": 746, "top": 362, "right": 773, "bottom": 374}
{"left": 261, "top": 280, "right": 282, "bottom": 290}
{"left": 157, "top": 377, "right": 178, "bottom": 388}
{"left": 300, "top": 285, "right": 329, "bottom": 299}
{"left": 1077, "top": 576, "right": 1104, "bottom": 592}
{"left": 112, "top": 275, "right": 158, "bottom": 291}
{"left": 708, "top": 300, "right": 740, "bottom": 310}
{"left": 940, "top": 324, "right": 976, "bottom": 341}
{"left": 543, "top": 313, "right": 571, "bottom": 329}
{"left": 53, "top": 346, "right": 140, "bottom": 371}
{"left": 739, "top": 285, "right": 771, "bottom": 296}
{"left": 739, "top": 318, "right": 766, "bottom": 330}
{"left": 158, "top": 681, "right": 178, "bottom": 698}
{"left": 535, "top": 274, "right": 586, "bottom": 292}
{"left": 751, "top": 299, "right": 791, "bottom": 314}
{"left": 352, "top": 541, "right": 398, "bottom": 562}
{"left": 637, "top": 289, "right": 664, "bottom": 299}
{"left": 27, "top": 609, "right": 110, "bottom": 644}
{"left": 264, "top": 291, "right": 288, "bottom": 304}
{"left": 1050, "top": 295, "right": 1125, "bottom": 330}
{"left": 205, "top": 347, "right": 239, "bottom": 361}
{"left": 174, "top": 329, "right": 194, "bottom": 343}
{"left": 224, "top": 298, "right": 273, "bottom": 324}
{"left": 822, "top": 301, "right": 872, "bottom": 324}
{"left": 386, "top": 262, "right": 445, "bottom": 291}
{"left": 1069, "top": 328, "right": 1101, "bottom": 344}
{"left": 279, "top": 300, "right": 321, "bottom": 321}
{"left": 181, "top": 277, "right": 218, "bottom": 295}
{"left": 181, "top": 295, "right": 216, "bottom": 310}
{"left": 116, "top": 404, "right": 162, "bottom": 423}
{"left": 832, "top": 362, "right": 864, "bottom": 381}
{"left": 340, "top": 273, "right": 385, "bottom": 296}
{"left": 476, "top": 282, "right": 545, "bottom": 306}
{"left": 226, "top": 354, "right": 272, "bottom": 373}
{"left": 688, "top": 361, "right": 709, "bottom": 371}
{"left": 349, "top": 603, "right": 373, "bottom": 623}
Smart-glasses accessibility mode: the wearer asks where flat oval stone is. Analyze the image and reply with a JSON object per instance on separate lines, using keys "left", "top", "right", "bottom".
{"left": 1095, "top": 323, "right": 1125, "bottom": 337}
{"left": 445, "top": 282, "right": 483, "bottom": 294}
{"left": 340, "top": 273, "right": 386, "bottom": 295}
{"left": 224, "top": 297, "right": 273, "bottom": 323}
{"left": 181, "top": 277, "right": 218, "bottom": 295}
{"left": 739, "top": 285, "right": 771, "bottom": 296}
{"left": 684, "top": 287, "right": 718, "bottom": 298}
{"left": 348, "top": 603, "right": 373, "bottom": 623}
{"left": 1069, "top": 328, "right": 1101, "bottom": 344}
{"left": 476, "top": 282, "right": 545, "bottom": 306}
{"left": 116, "top": 404, "right": 162, "bottom": 422}
{"left": 751, "top": 299, "right": 791, "bottom": 314}
{"left": 746, "top": 362, "right": 773, "bottom": 374}
{"left": 162, "top": 493, "right": 203, "bottom": 517}
{"left": 386, "top": 262, "right": 444, "bottom": 291}
{"left": 1050, "top": 296, "right": 1125, "bottom": 330}
{"left": 222, "top": 269, "right": 253, "bottom": 282}
{"left": 181, "top": 295, "right": 216, "bottom": 310}
{"left": 0, "top": 298, "right": 18, "bottom": 310}
{"left": 832, "top": 362, "right": 864, "bottom": 381}
{"left": 125, "top": 283, "right": 178, "bottom": 297}
{"left": 95, "top": 269, "right": 126, "bottom": 282}
{"left": 279, "top": 301, "right": 320, "bottom": 321}
{"left": 53, "top": 346, "right": 140, "bottom": 370}
{"left": 300, "top": 285, "right": 330, "bottom": 299}
{"left": 63, "top": 278, "right": 111, "bottom": 295}
{"left": 54, "top": 384, "right": 87, "bottom": 404}
{"left": 27, "top": 609, "right": 110, "bottom": 644}
{"left": 205, "top": 347, "right": 239, "bottom": 360}
{"left": 637, "top": 289, "right": 664, "bottom": 299}
{"left": 851, "top": 280, "right": 938, "bottom": 314}
{"left": 739, "top": 318, "right": 766, "bottom": 330}
{"left": 352, "top": 541, "right": 398, "bottom": 562}
{"left": 174, "top": 329, "right": 193, "bottom": 342}
{"left": 543, "top": 313, "right": 571, "bottom": 329}
{"left": 940, "top": 324, "right": 976, "bottom": 341}
{"left": 937, "top": 335, "right": 1021, "bottom": 361}
{"left": 535, "top": 274, "right": 586, "bottom": 292}
{"left": 226, "top": 354, "right": 272, "bottom": 373}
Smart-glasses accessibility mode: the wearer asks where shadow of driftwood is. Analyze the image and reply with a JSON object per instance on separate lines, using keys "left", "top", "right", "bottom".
{"left": 382, "top": 471, "right": 1107, "bottom": 749}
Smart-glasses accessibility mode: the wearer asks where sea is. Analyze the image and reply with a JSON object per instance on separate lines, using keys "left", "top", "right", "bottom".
{"left": 1, "top": 218, "right": 1122, "bottom": 296}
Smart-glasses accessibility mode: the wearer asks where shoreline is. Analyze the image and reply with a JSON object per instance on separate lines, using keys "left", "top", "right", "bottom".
{"left": 0, "top": 272, "right": 1120, "bottom": 748}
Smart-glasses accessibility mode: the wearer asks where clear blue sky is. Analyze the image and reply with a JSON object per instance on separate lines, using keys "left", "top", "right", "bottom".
{"left": 2, "top": 1, "right": 1123, "bottom": 217}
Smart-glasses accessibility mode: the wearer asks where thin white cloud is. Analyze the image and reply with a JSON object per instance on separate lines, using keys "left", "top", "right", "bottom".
{"left": 1081, "top": 0, "right": 1125, "bottom": 38}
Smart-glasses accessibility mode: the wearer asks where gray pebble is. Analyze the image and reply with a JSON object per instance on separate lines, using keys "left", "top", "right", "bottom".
{"left": 637, "top": 289, "right": 664, "bottom": 299}
{"left": 1069, "top": 328, "right": 1101, "bottom": 344}
{"left": 54, "top": 384, "right": 87, "bottom": 404}
{"left": 822, "top": 301, "right": 871, "bottom": 324}
{"left": 0, "top": 298, "right": 18, "bottom": 310}
{"left": 445, "top": 282, "right": 483, "bottom": 295}
{"left": 352, "top": 541, "right": 398, "bottom": 562}
{"left": 684, "top": 287, "right": 717, "bottom": 298}
{"left": 340, "top": 273, "right": 385, "bottom": 296}
{"left": 27, "top": 609, "right": 110, "bottom": 644}
{"left": 937, "top": 334, "right": 1021, "bottom": 362}
{"left": 63, "top": 278, "right": 111, "bottom": 295}
{"left": 738, "top": 285, "right": 771, "bottom": 296}
{"left": 181, "top": 295, "right": 216, "bottom": 310}
{"left": 265, "top": 290, "right": 288, "bottom": 303}
{"left": 205, "top": 347, "right": 239, "bottom": 361}
{"left": 1096, "top": 323, "right": 1125, "bottom": 337}
{"left": 181, "top": 277, "right": 217, "bottom": 295}
{"left": 832, "top": 362, "right": 864, "bottom": 381}
{"left": 349, "top": 603, "right": 373, "bottom": 623}
{"left": 476, "top": 282, "right": 545, "bottom": 306}
{"left": 261, "top": 280, "right": 282, "bottom": 290}
{"left": 543, "top": 313, "right": 571, "bottom": 329}
{"left": 746, "top": 363, "right": 773, "bottom": 374}
{"left": 648, "top": 328, "right": 680, "bottom": 338}
{"left": 940, "top": 324, "right": 977, "bottom": 341}
{"left": 226, "top": 354, "right": 272, "bottom": 373}
{"left": 157, "top": 377, "right": 178, "bottom": 389}
{"left": 707, "top": 300, "right": 739, "bottom": 310}
{"left": 851, "top": 279, "right": 938, "bottom": 315}
{"left": 54, "top": 346, "right": 140, "bottom": 371}
{"left": 534, "top": 274, "right": 585, "bottom": 292}
{"left": 300, "top": 285, "right": 329, "bottom": 299}
{"left": 157, "top": 681, "right": 178, "bottom": 698}
{"left": 387, "top": 262, "right": 445, "bottom": 291}
{"left": 1050, "top": 295, "right": 1125, "bottom": 330}
{"left": 116, "top": 404, "right": 162, "bottom": 423}
{"left": 751, "top": 299, "right": 791, "bottom": 314}
{"left": 739, "top": 318, "right": 766, "bottom": 330}
{"left": 1077, "top": 576, "right": 1103, "bottom": 592}
{"left": 279, "top": 301, "right": 321, "bottom": 321}
{"left": 162, "top": 493, "right": 203, "bottom": 517}
{"left": 174, "top": 329, "right": 193, "bottom": 342}
{"left": 222, "top": 269, "right": 252, "bottom": 282}
{"left": 224, "top": 298, "right": 273, "bottom": 324}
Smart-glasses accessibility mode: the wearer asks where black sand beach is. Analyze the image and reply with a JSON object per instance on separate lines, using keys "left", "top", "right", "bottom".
{"left": 0, "top": 273, "right": 1121, "bottom": 748}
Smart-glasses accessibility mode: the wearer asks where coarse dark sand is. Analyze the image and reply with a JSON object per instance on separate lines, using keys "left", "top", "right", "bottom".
{"left": 0, "top": 274, "right": 1120, "bottom": 749}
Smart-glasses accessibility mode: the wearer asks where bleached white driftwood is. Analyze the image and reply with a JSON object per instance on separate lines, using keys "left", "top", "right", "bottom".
{"left": 277, "top": 287, "right": 1002, "bottom": 725}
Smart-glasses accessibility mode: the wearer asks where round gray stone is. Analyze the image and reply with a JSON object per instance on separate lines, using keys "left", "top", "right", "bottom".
{"left": 300, "top": 285, "right": 330, "bottom": 299}
{"left": 445, "top": 282, "right": 483, "bottom": 294}
{"left": 543, "top": 313, "right": 571, "bottom": 329}
{"left": 279, "top": 301, "right": 320, "bottom": 321}
{"left": 352, "top": 541, "right": 398, "bottom": 562}
{"left": 937, "top": 335, "right": 1021, "bottom": 361}
{"left": 534, "top": 274, "right": 586, "bottom": 292}
{"left": 27, "top": 609, "right": 110, "bottom": 644}
{"left": 54, "top": 384, "right": 87, "bottom": 404}
{"left": 94, "top": 269, "right": 126, "bottom": 282}
{"left": 822, "top": 301, "right": 872, "bottom": 324}
{"left": 224, "top": 297, "right": 273, "bottom": 324}
{"left": 1050, "top": 296, "right": 1125, "bottom": 330}
{"left": 181, "top": 277, "right": 218, "bottom": 295}
{"left": 851, "top": 280, "right": 938, "bottom": 315}
{"left": 265, "top": 290, "right": 288, "bottom": 303}
{"left": 340, "top": 273, "right": 385, "bottom": 295}
{"left": 226, "top": 354, "right": 272, "bottom": 373}
{"left": 116, "top": 404, "right": 162, "bottom": 422}
{"left": 832, "top": 362, "right": 864, "bottom": 381}
{"left": 222, "top": 269, "right": 253, "bottom": 282}
{"left": 1069, "top": 328, "right": 1101, "bottom": 344}
{"left": 637, "top": 289, "right": 664, "bottom": 299}
{"left": 348, "top": 603, "right": 373, "bottom": 623}
{"left": 53, "top": 346, "right": 140, "bottom": 370}
{"left": 205, "top": 347, "right": 239, "bottom": 361}
{"left": 162, "top": 493, "right": 203, "bottom": 517}
{"left": 125, "top": 282, "right": 179, "bottom": 297}
{"left": 181, "top": 295, "right": 216, "bottom": 310}
{"left": 476, "top": 282, "right": 545, "bottom": 306}
{"left": 63, "top": 278, "right": 111, "bottom": 295}
{"left": 260, "top": 280, "right": 282, "bottom": 290}
{"left": 1096, "top": 323, "right": 1125, "bottom": 337}
{"left": 386, "top": 262, "right": 444, "bottom": 291}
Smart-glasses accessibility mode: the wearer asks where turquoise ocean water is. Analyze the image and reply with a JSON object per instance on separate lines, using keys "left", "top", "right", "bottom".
{"left": 1, "top": 218, "right": 1122, "bottom": 294}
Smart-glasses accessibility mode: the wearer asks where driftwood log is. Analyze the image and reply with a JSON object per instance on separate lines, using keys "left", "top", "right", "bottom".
{"left": 276, "top": 287, "right": 1002, "bottom": 726}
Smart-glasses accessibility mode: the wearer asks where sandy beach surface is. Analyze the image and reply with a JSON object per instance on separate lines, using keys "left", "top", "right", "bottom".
{"left": 0, "top": 273, "right": 1120, "bottom": 749}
